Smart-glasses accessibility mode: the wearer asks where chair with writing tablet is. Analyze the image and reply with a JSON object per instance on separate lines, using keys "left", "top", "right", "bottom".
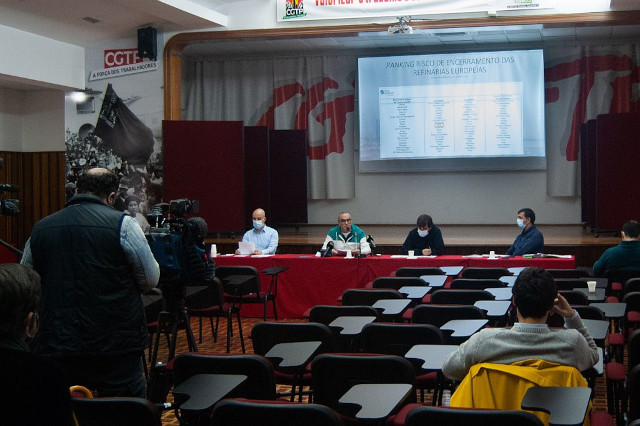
{"left": 395, "top": 267, "right": 445, "bottom": 277}
{"left": 449, "top": 278, "right": 506, "bottom": 289}
{"left": 308, "top": 305, "right": 379, "bottom": 352}
{"left": 430, "top": 289, "right": 494, "bottom": 305}
{"left": 372, "top": 276, "right": 428, "bottom": 290}
{"left": 211, "top": 398, "right": 342, "bottom": 426}
{"left": 546, "top": 269, "right": 591, "bottom": 279}
{"left": 360, "top": 323, "right": 444, "bottom": 403}
{"left": 460, "top": 267, "right": 511, "bottom": 279}
{"left": 405, "top": 405, "right": 544, "bottom": 426}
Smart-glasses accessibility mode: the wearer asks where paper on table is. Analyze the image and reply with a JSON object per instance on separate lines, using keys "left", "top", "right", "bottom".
{"left": 238, "top": 241, "right": 255, "bottom": 255}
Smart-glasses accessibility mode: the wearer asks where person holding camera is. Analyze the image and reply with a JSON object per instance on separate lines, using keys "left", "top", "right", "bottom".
{"left": 20, "top": 167, "right": 159, "bottom": 398}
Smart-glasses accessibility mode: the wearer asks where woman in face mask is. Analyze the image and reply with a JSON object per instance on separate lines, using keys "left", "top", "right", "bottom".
{"left": 401, "top": 214, "right": 446, "bottom": 256}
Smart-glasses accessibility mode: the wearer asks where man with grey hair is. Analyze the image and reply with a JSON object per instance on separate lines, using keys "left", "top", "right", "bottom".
{"left": 321, "top": 212, "right": 371, "bottom": 256}
{"left": 21, "top": 167, "right": 159, "bottom": 398}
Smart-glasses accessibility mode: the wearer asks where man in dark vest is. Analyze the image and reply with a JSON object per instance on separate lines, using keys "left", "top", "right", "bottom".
{"left": 20, "top": 167, "right": 159, "bottom": 397}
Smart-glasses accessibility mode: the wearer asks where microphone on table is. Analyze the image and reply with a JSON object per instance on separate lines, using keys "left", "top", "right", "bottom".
{"left": 322, "top": 241, "right": 334, "bottom": 257}
{"left": 366, "top": 235, "right": 376, "bottom": 256}
{"left": 367, "top": 235, "right": 376, "bottom": 249}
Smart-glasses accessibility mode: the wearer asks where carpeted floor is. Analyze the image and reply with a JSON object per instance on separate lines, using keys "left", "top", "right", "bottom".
{"left": 152, "top": 315, "right": 613, "bottom": 426}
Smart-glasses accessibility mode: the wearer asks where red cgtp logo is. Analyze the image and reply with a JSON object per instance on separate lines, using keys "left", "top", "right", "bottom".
{"left": 104, "top": 49, "right": 143, "bottom": 69}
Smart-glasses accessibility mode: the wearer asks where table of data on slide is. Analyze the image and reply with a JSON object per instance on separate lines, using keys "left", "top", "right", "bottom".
{"left": 379, "top": 82, "right": 523, "bottom": 158}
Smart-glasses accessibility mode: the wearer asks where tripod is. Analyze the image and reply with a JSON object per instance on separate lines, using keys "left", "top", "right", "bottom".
{"left": 149, "top": 294, "right": 198, "bottom": 368}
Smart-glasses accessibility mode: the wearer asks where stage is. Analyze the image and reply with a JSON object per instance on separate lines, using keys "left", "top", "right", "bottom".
{"left": 205, "top": 224, "right": 619, "bottom": 268}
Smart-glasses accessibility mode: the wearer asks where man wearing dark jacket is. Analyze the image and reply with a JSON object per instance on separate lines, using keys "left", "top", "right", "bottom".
{"left": 21, "top": 168, "right": 159, "bottom": 397}
{"left": 401, "top": 214, "right": 445, "bottom": 256}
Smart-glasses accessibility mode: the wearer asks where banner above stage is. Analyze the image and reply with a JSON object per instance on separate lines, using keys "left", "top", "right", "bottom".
{"left": 277, "top": 0, "right": 556, "bottom": 22}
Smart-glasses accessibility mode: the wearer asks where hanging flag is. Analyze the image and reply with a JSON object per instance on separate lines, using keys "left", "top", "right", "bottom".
{"left": 94, "top": 83, "right": 154, "bottom": 165}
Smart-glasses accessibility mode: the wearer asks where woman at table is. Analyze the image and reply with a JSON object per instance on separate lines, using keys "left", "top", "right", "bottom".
{"left": 401, "top": 214, "right": 445, "bottom": 256}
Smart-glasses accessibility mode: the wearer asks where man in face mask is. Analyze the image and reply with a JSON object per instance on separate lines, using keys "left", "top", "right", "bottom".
{"left": 236, "top": 208, "right": 279, "bottom": 255}
{"left": 401, "top": 213, "right": 445, "bottom": 256}
{"left": 506, "top": 208, "right": 544, "bottom": 256}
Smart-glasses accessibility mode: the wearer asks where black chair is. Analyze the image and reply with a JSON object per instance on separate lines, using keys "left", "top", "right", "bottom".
{"left": 404, "top": 405, "right": 544, "bottom": 426}
{"left": 342, "top": 288, "right": 403, "bottom": 306}
{"left": 71, "top": 397, "right": 162, "bottom": 426}
{"left": 251, "top": 321, "right": 335, "bottom": 401}
{"left": 573, "top": 305, "right": 606, "bottom": 321}
{"left": 604, "top": 269, "right": 640, "bottom": 300}
{"left": 460, "top": 267, "right": 511, "bottom": 279}
{"left": 624, "top": 292, "right": 640, "bottom": 335}
{"left": 395, "top": 267, "right": 445, "bottom": 277}
{"left": 626, "top": 278, "right": 640, "bottom": 295}
{"left": 170, "top": 352, "right": 277, "bottom": 426}
{"left": 412, "top": 304, "right": 487, "bottom": 345}
{"left": 558, "top": 290, "right": 589, "bottom": 305}
{"left": 411, "top": 304, "right": 486, "bottom": 328}
{"left": 360, "top": 323, "right": 443, "bottom": 403}
{"left": 629, "top": 364, "right": 640, "bottom": 425}
{"left": 308, "top": 304, "right": 379, "bottom": 352}
{"left": 185, "top": 278, "right": 239, "bottom": 347}
{"left": 311, "top": 353, "right": 416, "bottom": 424}
{"left": 211, "top": 398, "right": 342, "bottom": 426}
{"left": 217, "top": 265, "right": 275, "bottom": 321}
{"left": 546, "top": 269, "right": 591, "bottom": 279}
{"left": 554, "top": 279, "right": 588, "bottom": 291}
{"left": 171, "top": 352, "right": 277, "bottom": 400}
{"left": 372, "top": 276, "right": 427, "bottom": 290}
{"left": 342, "top": 288, "right": 407, "bottom": 322}
{"left": 430, "top": 289, "right": 494, "bottom": 305}
{"left": 449, "top": 278, "right": 506, "bottom": 289}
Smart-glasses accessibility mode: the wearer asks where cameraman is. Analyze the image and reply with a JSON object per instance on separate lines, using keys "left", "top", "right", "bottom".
{"left": 21, "top": 167, "right": 159, "bottom": 398}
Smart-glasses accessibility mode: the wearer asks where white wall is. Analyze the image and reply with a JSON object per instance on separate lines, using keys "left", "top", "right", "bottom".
{"left": 309, "top": 168, "right": 581, "bottom": 225}
{"left": 0, "top": 87, "right": 24, "bottom": 151}
{"left": 0, "top": 24, "right": 84, "bottom": 91}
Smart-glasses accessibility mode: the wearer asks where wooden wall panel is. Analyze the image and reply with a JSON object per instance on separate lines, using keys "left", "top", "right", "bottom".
{"left": 0, "top": 151, "right": 65, "bottom": 253}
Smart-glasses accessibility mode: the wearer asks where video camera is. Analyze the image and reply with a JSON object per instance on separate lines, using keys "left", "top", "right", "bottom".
{"left": 146, "top": 198, "right": 201, "bottom": 311}
{"left": 0, "top": 159, "right": 19, "bottom": 216}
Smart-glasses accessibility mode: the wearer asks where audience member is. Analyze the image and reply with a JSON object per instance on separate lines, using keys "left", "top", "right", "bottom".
{"left": 125, "top": 194, "right": 151, "bottom": 234}
{"left": 235, "top": 208, "right": 279, "bottom": 255}
{"left": 113, "top": 177, "right": 129, "bottom": 212}
{"left": 139, "top": 182, "right": 163, "bottom": 217}
{"left": 442, "top": 267, "right": 598, "bottom": 381}
{"left": 322, "top": 212, "right": 371, "bottom": 256}
{"left": 401, "top": 213, "right": 445, "bottom": 256}
{"left": 21, "top": 167, "right": 159, "bottom": 398}
{"left": 506, "top": 208, "right": 544, "bottom": 256}
{"left": 0, "top": 264, "right": 74, "bottom": 426}
{"left": 593, "top": 220, "right": 640, "bottom": 276}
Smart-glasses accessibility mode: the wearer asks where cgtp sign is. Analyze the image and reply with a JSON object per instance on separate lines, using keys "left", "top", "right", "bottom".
{"left": 104, "top": 48, "right": 142, "bottom": 69}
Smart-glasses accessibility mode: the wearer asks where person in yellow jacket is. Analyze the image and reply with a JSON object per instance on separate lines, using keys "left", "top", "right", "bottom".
{"left": 442, "top": 267, "right": 599, "bottom": 381}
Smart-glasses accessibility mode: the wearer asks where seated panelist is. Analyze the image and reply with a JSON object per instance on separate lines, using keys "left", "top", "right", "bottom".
{"left": 322, "top": 212, "right": 370, "bottom": 256}
{"left": 506, "top": 208, "right": 544, "bottom": 256}
{"left": 401, "top": 214, "right": 445, "bottom": 256}
{"left": 235, "top": 208, "right": 278, "bottom": 255}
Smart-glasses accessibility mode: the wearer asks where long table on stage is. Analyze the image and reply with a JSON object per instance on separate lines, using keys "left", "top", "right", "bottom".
{"left": 213, "top": 254, "right": 575, "bottom": 319}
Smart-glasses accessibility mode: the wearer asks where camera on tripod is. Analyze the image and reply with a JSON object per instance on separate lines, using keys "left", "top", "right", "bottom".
{"left": 146, "top": 198, "right": 201, "bottom": 312}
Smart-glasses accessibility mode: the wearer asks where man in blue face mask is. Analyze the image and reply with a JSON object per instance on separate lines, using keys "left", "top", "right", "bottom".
{"left": 236, "top": 208, "right": 279, "bottom": 255}
{"left": 401, "top": 213, "right": 445, "bottom": 256}
{"left": 506, "top": 208, "right": 544, "bottom": 256}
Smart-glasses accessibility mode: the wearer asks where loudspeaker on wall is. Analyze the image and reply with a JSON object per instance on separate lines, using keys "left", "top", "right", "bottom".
{"left": 137, "top": 27, "right": 157, "bottom": 61}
